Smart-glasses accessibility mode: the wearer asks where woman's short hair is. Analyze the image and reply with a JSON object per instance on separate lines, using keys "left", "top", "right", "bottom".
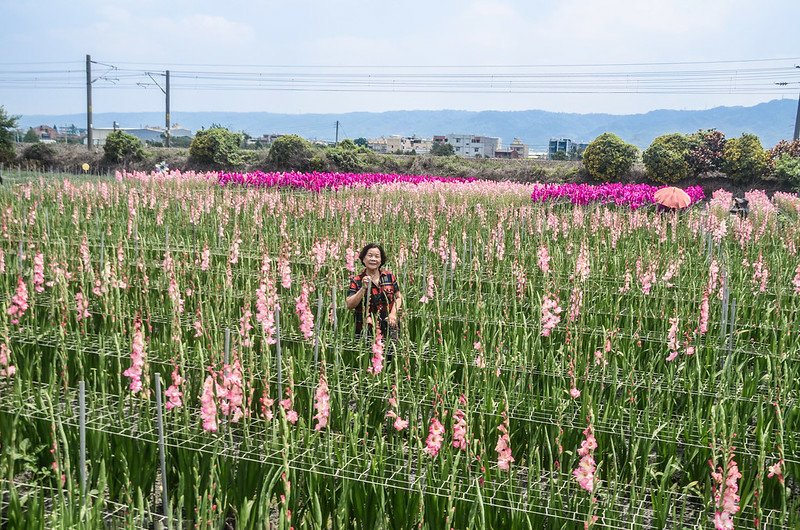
{"left": 359, "top": 243, "right": 386, "bottom": 267}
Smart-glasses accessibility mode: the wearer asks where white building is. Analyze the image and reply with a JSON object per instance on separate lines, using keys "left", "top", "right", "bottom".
{"left": 368, "top": 135, "right": 432, "bottom": 155}
{"left": 85, "top": 125, "right": 192, "bottom": 146}
{"left": 434, "top": 134, "right": 500, "bottom": 158}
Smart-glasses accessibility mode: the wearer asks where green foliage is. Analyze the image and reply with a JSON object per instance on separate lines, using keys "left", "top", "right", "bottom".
{"left": 327, "top": 139, "right": 366, "bottom": 172}
{"left": 266, "top": 134, "right": 315, "bottom": 171}
{"left": 189, "top": 127, "right": 243, "bottom": 168}
{"left": 22, "top": 142, "right": 57, "bottom": 167}
{"left": 102, "top": 130, "right": 145, "bottom": 166}
{"left": 23, "top": 128, "right": 40, "bottom": 143}
{"left": 642, "top": 133, "right": 691, "bottom": 183}
{"left": 164, "top": 135, "right": 192, "bottom": 148}
{"left": 430, "top": 142, "right": 455, "bottom": 156}
{"left": 0, "top": 106, "right": 20, "bottom": 165}
{"left": 550, "top": 151, "right": 568, "bottom": 161}
{"left": 686, "top": 129, "right": 726, "bottom": 174}
{"left": 581, "top": 133, "right": 638, "bottom": 180}
{"left": 774, "top": 154, "right": 800, "bottom": 190}
{"left": 721, "top": 133, "right": 769, "bottom": 182}
{"left": 353, "top": 137, "right": 369, "bottom": 147}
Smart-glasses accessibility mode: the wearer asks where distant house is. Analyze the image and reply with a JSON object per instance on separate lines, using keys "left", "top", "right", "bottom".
{"left": 435, "top": 134, "right": 500, "bottom": 158}
{"left": 495, "top": 138, "right": 529, "bottom": 159}
{"left": 368, "top": 135, "right": 431, "bottom": 154}
{"left": 32, "top": 125, "right": 60, "bottom": 142}
{"left": 548, "top": 138, "right": 588, "bottom": 160}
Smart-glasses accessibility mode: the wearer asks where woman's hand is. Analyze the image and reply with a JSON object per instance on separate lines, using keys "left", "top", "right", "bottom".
{"left": 388, "top": 311, "right": 398, "bottom": 328}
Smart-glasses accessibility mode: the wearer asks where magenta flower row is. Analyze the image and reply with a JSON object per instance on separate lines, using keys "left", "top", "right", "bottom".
{"left": 530, "top": 183, "right": 705, "bottom": 209}
{"left": 218, "top": 171, "right": 475, "bottom": 192}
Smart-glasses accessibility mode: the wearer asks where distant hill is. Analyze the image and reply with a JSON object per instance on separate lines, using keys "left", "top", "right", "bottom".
{"left": 19, "top": 99, "right": 798, "bottom": 150}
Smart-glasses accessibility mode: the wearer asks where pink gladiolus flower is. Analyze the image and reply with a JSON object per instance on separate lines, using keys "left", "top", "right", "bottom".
{"left": 537, "top": 245, "right": 551, "bottom": 275}
{"left": 568, "top": 286, "right": 583, "bottom": 323}
{"left": 424, "top": 417, "right": 445, "bottom": 457}
{"left": 200, "top": 245, "right": 210, "bottom": 271}
{"left": 574, "top": 241, "right": 590, "bottom": 282}
{"left": 666, "top": 316, "right": 679, "bottom": 362}
{"left": 751, "top": 253, "right": 769, "bottom": 294}
{"left": 165, "top": 365, "right": 184, "bottom": 410}
{"left": 496, "top": 410, "right": 514, "bottom": 471}
{"left": 295, "top": 285, "right": 314, "bottom": 341}
{"left": 540, "top": 294, "right": 562, "bottom": 336}
{"left": 0, "top": 343, "right": 15, "bottom": 378}
{"left": 239, "top": 305, "right": 253, "bottom": 347}
{"left": 33, "top": 252, "right": 45, "bottom": 293}
{"left": 368, "top": 332, "right": 385, "bottom": 375}
{"left": 386, "top": 385, "right": 408, "bottom": 431}
{"left": 260, "top": 390, "right": 275, "bottom": 421}
{"left": 767, "top": 460, "right": 784, "bottom": 485}
{"left": 452, "top": 409, "right": 468, "bottom": 451}
{"left": 312, "top": 372, "right": 330, "bottom": 431}
{"left": 7, "top": 276, "right": 29, "bottom": 325}
{"left": 200, "top": 374, "right": 218, "bottom": 432}
{"left": 711, "top": 450, "right": 742, "bottom": 530}
{"left": 75, "top": 291, "right": 90, "bottom": 321}
{"left": 280, "top": 389, "right": 298, "bottom": 425}
{"left": 570, "top": 387, "right": 581, "bottom": 399}
{"left": 122, "top": 318, "right": 146, "bottom": 394}
{"left": 278, "top": 254, "right": 292, "bottom": 289}
{"left": 218, "top": 357, "right": 245, "bottom": 422}
{"left": 573, "top": 423, "right": 597, "bottom": 492}
{"left": 345, "top": 248, "right": 357, "bottom": 273}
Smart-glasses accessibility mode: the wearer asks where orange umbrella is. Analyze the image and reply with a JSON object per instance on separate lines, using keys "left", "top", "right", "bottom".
{"left": 654, "top": 187, "right": 691, "bottom": 209}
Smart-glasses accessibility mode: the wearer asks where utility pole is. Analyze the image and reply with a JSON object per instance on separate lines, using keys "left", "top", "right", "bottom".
{"left": 794, "top": 65, "right": 800, "bottom": 141}
{"left": 86, "top": 54, "right": 93, "bottom": 150}
{"left": 335, "top": 120, "right": 339, "bottom": 146}
{"left": 165, "top": 70, "right": 171, "bottom": 147}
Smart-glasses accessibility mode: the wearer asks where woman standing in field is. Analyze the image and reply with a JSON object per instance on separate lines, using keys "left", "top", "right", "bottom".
{"left": 345, "top": 243, "right": 402, "bottom": 341}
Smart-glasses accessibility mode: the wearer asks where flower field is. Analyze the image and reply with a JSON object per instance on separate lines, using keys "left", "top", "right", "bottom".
{"left": 0, "top": 171, "right": 798, "bottom": 529}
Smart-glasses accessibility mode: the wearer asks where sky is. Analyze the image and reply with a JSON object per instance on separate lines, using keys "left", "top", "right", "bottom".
{"left": 1, "top": 0, "right": 799, "bottom": 117}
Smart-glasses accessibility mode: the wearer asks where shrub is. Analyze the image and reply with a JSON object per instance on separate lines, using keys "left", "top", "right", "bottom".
{"left": 103, "top": 130, "right": 145, "bottom": 166}
{"left": 642, "top": 133, "right": 691, "bottom": 183}
{"left": 22, "top": 142, "right": 58, "bottom": 168}
{"left": 768, "top": 139, "right": 800, "bottom": 166}
{"left": 774, "top": 154, "right": 800, "bottom": 190}
{"left": 266, "top": 135, "right": 315, "bottom": 171}
{"left": 687, "top": 129, "right": 726, "bottom": 174}
{"left": 327, "top": 140, "right": 366, "bottom": 172}
{"left": 189, "top": 127, "right": 243, "bottom": 168}
{"left": 721, "top": 133, "right": 769, "bottom": 182}
{"left": 582, "top": 133, "right": 638, "bottom": 181}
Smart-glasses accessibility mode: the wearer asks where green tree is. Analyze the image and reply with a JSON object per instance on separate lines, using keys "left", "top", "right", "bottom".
{"left": 103, "top": 130, "right": 146, "bottom": 166}
{"left": 430, "top": 142, "right": 455, "bottom": 156}
{"left": 189, "top": 127, "right": 243, "bottom": 168}
{"left": 266, "top": 134, "right": 315, "bottom": 171}
{"left": 774, "top": 154, "right": 800, "bottom": 190}
{"left": 722, "top": 133, "right": 769, "bottom": 182}
{"left": 582, "top": 133, "right": 638, "bottom": 180}
{"left": 550, "top": 151, "right": 568, "bottom": 161}
{"left": 0, "top": 106, "right": 20, "bottom": 165}
{"left": 642, "top": 133, "right": 691, "bottom": 183}
{"left": 353, "top": 137, "right": 369, "bottom": 147}
{"left": 23, "top": 128, "right": 40, "bottom": 143}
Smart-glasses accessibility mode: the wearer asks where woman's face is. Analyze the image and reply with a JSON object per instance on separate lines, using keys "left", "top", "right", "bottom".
{"left": 363, "top": 248, "right": 382, "bottom": 270}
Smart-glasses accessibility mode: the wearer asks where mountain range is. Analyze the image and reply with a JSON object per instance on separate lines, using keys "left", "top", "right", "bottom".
{"left": 18, "top": 98, "right": 799, "bottom": 150}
